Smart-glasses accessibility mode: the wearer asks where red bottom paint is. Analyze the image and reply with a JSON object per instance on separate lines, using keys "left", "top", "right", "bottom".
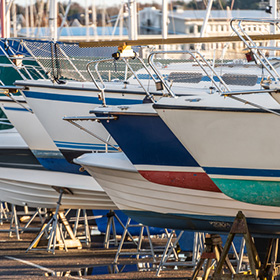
{"left": 139, "top": 170, "right": 221, "bottom": 192}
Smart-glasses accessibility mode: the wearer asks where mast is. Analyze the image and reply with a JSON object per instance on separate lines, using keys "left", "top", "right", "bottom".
{"left": 162, "top": 0, "right": 168, "bottom": 53}
{"left": 30, "top": 0, "right": 34, "bottom": 36}
{"left": 6, "top": 0, "right": 10, "bottom": 37}
{"left": 102, "top": 4, "right": 105, "bottom": 36}
{"left": 91, "top": 0, "right": 97, "bottom": 39}
{"left": 200, "top": 0, "right": 213, "bottom": 37}
{"left": 49, "top": 0, "right": 57, "bottom": 41}
{"left": 12, "top": 1, "right": 16, "bottom": 37}
{"left": 119, "top": 2, "right": 123, "bottom": 38}
{"left": 270, "top": 0, "right": 277, "bottom": 56}
{"left": 128, "top": 0, "right": 137, "bottom": 40}
{"left": 1, "top": 0, "right": 6, "bottom": 38}
{"left": 57, "top": 0, "right": 72, "bottom": 40}
{"left": 25, "top": 0, "right": 30, "bottom": 37}
{"left": 85, "top": 0, "right": 89, "bottom": 39}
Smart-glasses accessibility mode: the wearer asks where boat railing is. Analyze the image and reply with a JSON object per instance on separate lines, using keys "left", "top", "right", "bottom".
{"left": 230, "top": 18, "right": 280, "bottom": 82}
{"left": 2, "top": 38, "right": 107, "bottom": 83}
{"left": 0, "top": 40, "right": 49, "bottom": 81}
{"left": 148, "top": 50, "right": 231, "bottom": 97}
{"left": 86, "top": 53, "right": 159, "bottom": 106}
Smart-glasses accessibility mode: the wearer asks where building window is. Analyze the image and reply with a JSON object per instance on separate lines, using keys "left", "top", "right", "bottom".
{"left": 189, "top": 25, "right": 194, "bottom": 33}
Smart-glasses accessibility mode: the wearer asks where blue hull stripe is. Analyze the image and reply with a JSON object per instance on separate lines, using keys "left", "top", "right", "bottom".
{"left": 3, "top": 106, "right": 30, "bottom": 112}
{"left": 54, "top": 140, "right": 109, "bottom": 146}
{"left": 54, "top": 141, "right": 117, "bottom": 151}
{"left": 23, "top": 91, "right": 143, "bottom": 105}
{"left": 204, "top": 166, "right": 280, "bottom": 178}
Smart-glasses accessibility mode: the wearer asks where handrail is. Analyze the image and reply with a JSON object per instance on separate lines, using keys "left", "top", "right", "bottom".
{"left": 121, "top": 55, "right": 156, "bottom": 103}
{"left": 230, "top": 18, "right": 280, "bottom": 81}
{"left": 148, "top": 50, "right": 231, "bottom": 97}
{"left": 86, "top": 54, "right": 158, "bottom": 106}
{"left": 86, "top": 58, "right": 115, "bottom": 107}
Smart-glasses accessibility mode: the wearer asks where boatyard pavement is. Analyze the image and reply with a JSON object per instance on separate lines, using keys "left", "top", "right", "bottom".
{"left": 0, "top": 222, "right": 192, "bottom": 279}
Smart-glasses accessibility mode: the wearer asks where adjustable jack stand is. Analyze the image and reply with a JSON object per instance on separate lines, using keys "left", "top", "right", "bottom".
{"left": 104, "top": 210, "right": 119, "bottom": 248}
{"left": 191, "top": 234, "right": 235, "bottom": 280}
{"left": 26, "top": 188, "right": 82, "bottom": 254}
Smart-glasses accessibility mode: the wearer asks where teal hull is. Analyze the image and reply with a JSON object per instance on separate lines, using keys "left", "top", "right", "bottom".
{"left": 212, "top": 178, "right": 280, "bottom": 207}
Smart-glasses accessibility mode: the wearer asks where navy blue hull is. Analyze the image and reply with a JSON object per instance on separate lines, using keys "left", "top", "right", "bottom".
{"left": 36, "top": 156, "right": 88, "bottom": 174}
{"left": 0, "top": 148, "right": 44, "bottom": 170}
{"left": 96, "top": 113, "right": 198, "bottom": 167}
{"left": 123, "top": 210, "right": 280, "bottom": 237}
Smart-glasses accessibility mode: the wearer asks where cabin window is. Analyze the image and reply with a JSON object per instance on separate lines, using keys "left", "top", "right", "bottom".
{"left": 168, "top": 72, "right": 203, "bottom": 83}
{"left": 222, "top": 73, "right": 258, "bottom": 86}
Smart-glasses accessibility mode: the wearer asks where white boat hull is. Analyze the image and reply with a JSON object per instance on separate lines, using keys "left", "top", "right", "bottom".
{"left": 155, "top": 94, "right": 280, "bottom": 207}
{"left": 0, "top": 167, "right": 117, "bottom": 210}
{"left": 75, "top": 153, "right": 280, "bottom": 235}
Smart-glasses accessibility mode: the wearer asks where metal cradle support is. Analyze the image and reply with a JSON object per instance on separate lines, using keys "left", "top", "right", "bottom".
{"left": 26, "top": 188, "right": 82, "bottom": 254}
{"left": 156, "top": 229, "right": 182, "bottom": 277}
{"left": 9, "top": 204, "right": 21, "bottom": 240}
{"left": 103, "top": 210, "right": 137, "bottom": 249}
{"left": 7, "top": 205, "right": 45, "bottom": 240}
{"left": 156, "top": 231, "right": 205, "bottom": 277}
{"left": 72, "top": 209, "right": 91, "bottom": 246}
{"left": 104, "top": 210, "right": 119, "bottom": 248}
{"left": 0, "top": 201, "right": 9, "bottom": 225}
{"left": 113, "top": 217, "right": 160, "bottom": 266}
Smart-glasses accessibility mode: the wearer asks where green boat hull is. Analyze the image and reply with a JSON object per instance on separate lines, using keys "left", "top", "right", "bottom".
{"left": 212, "top": 178, "right": 280, "bottom": 207}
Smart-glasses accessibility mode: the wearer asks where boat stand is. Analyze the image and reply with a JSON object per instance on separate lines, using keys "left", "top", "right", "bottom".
{"left": 191, "top": 233, "right": 235, "bottom": 280}
{"left": 113, "top": 217, "right": 160, "bottom": 266}
{"left": 211, "top": 211, "right": 261, "bottom": 280}
{"left": 91, "top": 210, "right": 137, "bottom": 249}
{"left": 72, "top": 209, "right": 91, "bottom": 245}
{"left": 213, "top": 211, "right": 280, "bottom": 280}
{"left": 6, "top": 205, "right": 45, "bottom": 240}
{"left": 156, "top": 231, "right": 205, "bottom": 277}
{"left": 104, "top": 210, "right": 120, "bottom": 248}
{"left": 0, "top": 201, "right": 9, "bottom": 225}
{"left": 9, "top": 204, "right": 21, "bottom": 240}
{"left": 26, "top": 188, "right": 82, "bottom": 254}
{"left": 191, "top": 211, "right": 280, "bottom": 280}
